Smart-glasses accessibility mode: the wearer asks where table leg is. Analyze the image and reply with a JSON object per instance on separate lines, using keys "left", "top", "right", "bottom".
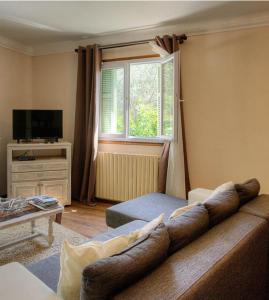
{"left": 31, "top": 219, "right": 35, "bottom": 234}
{"left": 48, "top": 216, "right": 54, "bottom": 246}
{"left": 55, "top": 212, "right": 62, "bottom": 224}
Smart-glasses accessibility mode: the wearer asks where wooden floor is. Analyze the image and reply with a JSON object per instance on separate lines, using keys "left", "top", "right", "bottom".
{"left": 61, "top": 201, "right": 112, "bottom": 238}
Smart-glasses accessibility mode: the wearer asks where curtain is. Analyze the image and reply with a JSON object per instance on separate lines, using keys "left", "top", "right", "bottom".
{"left": 72, "top": 45, "right": 102, "bottom": 204}
{"left": 158, "top": 142, "right": 170, "bottom": 193}
{"left": 153, "top": 34, "right": 190, "bottom": 198}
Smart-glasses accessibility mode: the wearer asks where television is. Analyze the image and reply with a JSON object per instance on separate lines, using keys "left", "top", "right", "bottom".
{"left": 13, "top": 109, "right": 63, "bottom": 142}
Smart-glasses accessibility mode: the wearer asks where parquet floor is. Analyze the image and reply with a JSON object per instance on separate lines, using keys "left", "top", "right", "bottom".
{"left": 61, "top": 201, "right": 112, "bottom": 238}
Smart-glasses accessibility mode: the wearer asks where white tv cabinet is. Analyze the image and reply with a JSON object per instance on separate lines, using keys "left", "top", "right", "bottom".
{"left": 7, "top": 142, "right": 71, "bottom": 206}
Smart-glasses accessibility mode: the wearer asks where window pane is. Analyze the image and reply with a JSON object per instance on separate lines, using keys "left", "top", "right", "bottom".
{"left": 129, "top": 63, "right": 161, "bottom": 137}
{"left": 101, "top": 68, "right": 124, "bottom": 134}
{"left": 162, "top": 59, "right": 174, "bottom": 137}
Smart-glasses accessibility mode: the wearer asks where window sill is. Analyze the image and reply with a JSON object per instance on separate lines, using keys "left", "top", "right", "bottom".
{"left": 98, "top": 137, "right": 169, "bottom": 146}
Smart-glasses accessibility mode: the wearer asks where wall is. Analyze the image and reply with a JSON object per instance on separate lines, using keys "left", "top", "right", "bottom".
{"left": 182, "top": 26, "right": 269, "bottom": 192}
{"left": 2, "top": 25, "right": 269, "bottom": 195}
{"left": 32, "top": 52, "right": 77, "bottom": 144}
{"left": 0, "top": 47, "right": 32, "bottom": 194}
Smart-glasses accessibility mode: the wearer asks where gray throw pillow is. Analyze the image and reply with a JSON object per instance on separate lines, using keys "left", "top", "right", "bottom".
{"left": 167, "top": 204, "right": 209, "bottom": 255}
{"left": 235, "top": 178, "right": 260, "bottom": 206}
{"left": 80, "top": 224, "right": 170, "bottom": 300}
{"left": 204, "top": 185, "right": 239, "bottom": 226}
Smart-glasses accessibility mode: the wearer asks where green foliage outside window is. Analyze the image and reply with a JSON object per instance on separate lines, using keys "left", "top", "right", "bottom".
{"left": 101, "top": 58, "right": 174, "bottom": 139}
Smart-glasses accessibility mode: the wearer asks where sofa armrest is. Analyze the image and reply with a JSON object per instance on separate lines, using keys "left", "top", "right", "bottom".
{"left": 188, "top": 188, "right": 213, "bottom": 205}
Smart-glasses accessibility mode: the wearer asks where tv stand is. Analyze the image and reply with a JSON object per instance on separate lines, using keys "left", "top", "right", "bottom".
{"left": 16, "top": 138, "right": 60, "bottom": 144}
{"left": 7, "top": 142, "right": 71, "bottom": 206}
{"left": 16, "top": 139, "right": 32, "bottom": 144}
{"left": 44, "top": 138, "right": 59, "bottom": 143}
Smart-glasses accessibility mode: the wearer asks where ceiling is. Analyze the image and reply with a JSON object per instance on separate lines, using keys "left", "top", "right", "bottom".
{"left": 1, "top": 1, "right": 269, "bottom": 48}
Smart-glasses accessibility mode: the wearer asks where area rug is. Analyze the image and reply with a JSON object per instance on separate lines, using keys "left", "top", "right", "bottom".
{"left": 0, "top": 219, "right": 88, "bottom": 266}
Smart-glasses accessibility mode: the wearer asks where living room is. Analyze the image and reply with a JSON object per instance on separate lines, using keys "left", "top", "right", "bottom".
{"left": 1, "top": 1, "right": 269, "bottom": 299}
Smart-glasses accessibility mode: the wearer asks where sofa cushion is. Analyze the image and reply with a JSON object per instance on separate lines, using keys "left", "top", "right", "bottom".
{"left": 81, "top": 224, "right": 170, "bottom": 300}
{"left": 106, "top": 192, "right": 187, "bottom": 228}
{"left": 203, "top": 184, "right": 239, "bottom": 226}
{"left": 235, "top": 178, "right": 260, "bottom": 206}
{"left": 26, "top": 220, "right": 147, "bottom": 292}
{"left": 26, "top": 253, "right": 60, "bottom": 293}
{"left": 240, "top": 194, "right": 269, "bottom": 222}
{"left": 167, "top": 204, "right": 209, "bottom": 255}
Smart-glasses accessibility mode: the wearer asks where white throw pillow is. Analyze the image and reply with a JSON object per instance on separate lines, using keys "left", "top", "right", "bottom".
{"left": 132, "top": 213, "right": 164, "bottom": 239}
{"left": 57, "top": 235, "right": 132, "bottom": 300}
{"left": 203, "top": 181, "right": 234, "bottom": 203}
{"left": 169, "top": 203, "right": 198, "bottom": 220}
{"left": 57, "top": 214, "right": 164, "bottom": 300}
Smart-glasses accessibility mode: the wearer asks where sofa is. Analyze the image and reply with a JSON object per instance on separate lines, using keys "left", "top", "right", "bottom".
{"left": 106, "top": 192, "right": 187, "bottom": 228}
{"left": 27, "top": 192, "right": 269, "bottom": 300}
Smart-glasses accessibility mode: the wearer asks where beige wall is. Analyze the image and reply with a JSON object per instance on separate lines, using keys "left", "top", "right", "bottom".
{"left": 0, "top": 47, "right": 32, "bottom": 194}
{"left": 2, "top": 25, "right": 269, "bottom": 195}
{"left": 32, "top": 52, "right": 77, "bottom": 144}
{"left": 182, "top": 26, "right": 269, "bottom": 193}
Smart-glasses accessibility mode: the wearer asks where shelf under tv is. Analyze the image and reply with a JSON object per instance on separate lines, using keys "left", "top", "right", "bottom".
{"left": 7, "top": 142, "right": 71, "bottom": 206}
{"left": 16, "top": 138, "right": 59, "bottom": 144}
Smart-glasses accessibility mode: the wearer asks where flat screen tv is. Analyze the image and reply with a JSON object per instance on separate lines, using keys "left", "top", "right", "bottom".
{"left": 13, "top": 109, "right": 63, "bottom": 141}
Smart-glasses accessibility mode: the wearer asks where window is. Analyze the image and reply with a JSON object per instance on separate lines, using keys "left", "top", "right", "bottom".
{"left": 100, "top": 68, "right": 124, "bottom": 135}
{"left": 100, "top": 55, "right": 177, "bottom": 141}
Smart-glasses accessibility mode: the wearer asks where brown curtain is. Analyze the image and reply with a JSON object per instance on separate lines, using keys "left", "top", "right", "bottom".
{"left": 158, "top": 142, "right": 170, "bottom": 193}
{"left": 155, "top": 34, "right": 191, "bottom": 197}
{"left": 72, "top": 45, "right": 102, "bottom": 204}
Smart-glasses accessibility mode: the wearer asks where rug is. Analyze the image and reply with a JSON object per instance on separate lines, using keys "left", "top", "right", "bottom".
{"left": 0, "top": 219, "right": 88, "bottom": 266}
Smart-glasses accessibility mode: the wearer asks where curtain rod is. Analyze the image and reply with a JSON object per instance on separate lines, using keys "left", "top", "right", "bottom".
{"left": 75, "top": 34, "right": 187, "bottom": 52}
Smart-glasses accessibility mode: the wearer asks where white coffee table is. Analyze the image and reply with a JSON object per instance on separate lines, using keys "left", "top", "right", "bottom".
{"left": 0, "top": 205, "right": 64, "bottom": 250}
{"left": 0, "top": 262, "right": 62, "bottom": 300}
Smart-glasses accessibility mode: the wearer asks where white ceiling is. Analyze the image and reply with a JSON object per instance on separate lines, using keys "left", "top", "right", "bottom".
{"left": 1, "top": 1, "right": 269, "bottom": 48}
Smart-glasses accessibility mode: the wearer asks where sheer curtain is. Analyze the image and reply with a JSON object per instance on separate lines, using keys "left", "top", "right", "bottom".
{"left": 151, "top": 35, "right": 190, "bottom": 198}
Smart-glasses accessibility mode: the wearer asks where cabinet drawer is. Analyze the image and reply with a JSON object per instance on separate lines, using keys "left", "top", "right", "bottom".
{"left": 12, "top": 170, "right": 68, "bottom": 182}
{"left": 11, "top": 161, "right": 68, "bottom": 173}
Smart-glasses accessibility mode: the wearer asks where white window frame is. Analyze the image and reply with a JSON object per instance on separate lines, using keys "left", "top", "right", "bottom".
{"left": 99, "top": 56, "right": 177, "bottom": 143}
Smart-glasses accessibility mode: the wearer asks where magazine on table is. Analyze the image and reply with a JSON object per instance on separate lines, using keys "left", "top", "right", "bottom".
{"left": 27, "top": 195, "right": 60, "bottom": 210}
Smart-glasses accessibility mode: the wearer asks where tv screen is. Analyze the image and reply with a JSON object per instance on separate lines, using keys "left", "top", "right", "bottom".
{"left": 13, "top": 110, "right": 63, "bottom": 140}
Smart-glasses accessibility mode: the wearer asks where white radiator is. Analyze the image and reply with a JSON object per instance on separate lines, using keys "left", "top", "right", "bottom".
{"left": 96, "top": 152, "right": 159, "bottom": 202}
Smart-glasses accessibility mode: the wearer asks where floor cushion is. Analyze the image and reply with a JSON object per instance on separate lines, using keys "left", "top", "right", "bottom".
{"left": 106, "top": 193, "right": 187, "bottom": 228}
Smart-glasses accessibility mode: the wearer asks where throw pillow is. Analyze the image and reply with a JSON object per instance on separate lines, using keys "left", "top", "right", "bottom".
{"left": 235, "top": 178, "right": 260, "bottom": 206}
{"left": 132, "top": 213, "right": 164, "bottom": 239}
{"left": 169, "top": 203, "right": 199, "bottom": 220}
{"left": 167, "top": 204, "right": 209, "bottom": 255}
{"left": 208, "top": 181, "right": 234, "bottom": 198}
{"left": 80, "top": 224, "right": 169, "bottom": 300}
{"left": 203, "top": 182, "right": 239, "bottom": 226}
{"left": 57, "top": 214, "right": 164, "bottom": 300}
{"left": 57, "top": 235, "right": 133, "bottom": 300}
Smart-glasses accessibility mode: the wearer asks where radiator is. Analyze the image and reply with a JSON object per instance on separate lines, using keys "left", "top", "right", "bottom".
{"left": 96, "top": 152, "right": 159, "bottom": 202}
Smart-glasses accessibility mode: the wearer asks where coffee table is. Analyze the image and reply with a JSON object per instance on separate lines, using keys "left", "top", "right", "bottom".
{"left": 0, "top": 205, "right": 64, "bottom": 250}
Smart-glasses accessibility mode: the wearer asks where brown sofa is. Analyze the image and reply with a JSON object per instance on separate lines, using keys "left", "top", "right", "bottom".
{"left": 28, "top": 194, "right": 269, "bottom": 300}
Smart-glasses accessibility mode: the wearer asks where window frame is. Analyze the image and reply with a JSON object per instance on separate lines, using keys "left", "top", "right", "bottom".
{"left": 99, "top": 56, "right": 177, "bottom": 143}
